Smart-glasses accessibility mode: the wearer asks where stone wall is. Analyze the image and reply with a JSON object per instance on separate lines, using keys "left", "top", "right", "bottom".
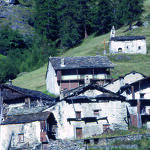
{"left": 109, "top": 39, "right": 147, "bottom": 54}
{"left": 45, "top": 100, "right": 128, "bottom": 139}
{"left": 0, "top": 121, "right": 41, "bottom": 150}
{"left": 46, "top": 61, "right": 60, "bottom": 96}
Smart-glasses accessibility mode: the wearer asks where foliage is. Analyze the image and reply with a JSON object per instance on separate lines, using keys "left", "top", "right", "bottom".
{"left": 0, "top": 26, "right": 27, "bottom": 55}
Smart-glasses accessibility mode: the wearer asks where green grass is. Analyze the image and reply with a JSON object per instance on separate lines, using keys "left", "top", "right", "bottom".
{"left": 13, "top": 0, "right": 150, "bottom": 92}
{"left": 12, "top": 64, "right": 47, "bottom": 92}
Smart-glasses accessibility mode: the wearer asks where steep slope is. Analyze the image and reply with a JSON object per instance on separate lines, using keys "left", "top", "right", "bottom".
{"left": 12, "top": 0, "right": 150, "bottom": 92}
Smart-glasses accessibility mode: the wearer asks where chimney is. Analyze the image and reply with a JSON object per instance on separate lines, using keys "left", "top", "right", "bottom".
{"left": 8, "top": 79, "right": 12, "bottom": 86}
{"left": 61, "top": 57, "right": 65, "bottom": 67}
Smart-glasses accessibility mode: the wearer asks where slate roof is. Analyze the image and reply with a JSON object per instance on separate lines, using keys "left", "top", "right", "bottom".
{"left": 1, "top": 111, "right": 51, "bottom": 125}
{"left": 0, "top": 84, "right": 55, "bottom": 101}
{"left": 104, "top": 71, "right": 146, "bottom": 87}
{"left": 117, "top": 76, "right": 150, "bottom": 95}
{"left": 49, "top": 56, "right": 114, "bottom": 70}
{"left": 111, "top": 36, "right": 146, "bottom": 41}
{"left": 63, "top": 84, "right": 125, "bottom": 101}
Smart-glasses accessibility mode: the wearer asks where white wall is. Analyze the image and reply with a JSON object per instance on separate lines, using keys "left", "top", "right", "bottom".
{"left": 109, "top": 39, "right": 147, "bottom": 54}
{"left": 0, "top": 121, "right": 41, "bottom": 150}
{"left": 46, "top": 62, "right": 60, "bottom": 96}
{"left": 45, "top": 99, "right": 127, "bottom": 139}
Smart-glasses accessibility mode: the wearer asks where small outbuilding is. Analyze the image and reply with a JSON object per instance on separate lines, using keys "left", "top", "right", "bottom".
{"left": 109, "top": 26, "right": 147, "bottom": 54}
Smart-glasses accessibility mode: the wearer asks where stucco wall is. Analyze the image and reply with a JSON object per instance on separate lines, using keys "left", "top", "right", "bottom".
{"left": 46, "top": 62, "right": 59, "bottom": 96}
{"left": 109, "top": 39, "right": 147, "bottom": 54}
{"left": 0, "top": 121, "right": 41, "bottom": 150}
{"left": 45, "top": 100, "right": 127, "bottom": 139}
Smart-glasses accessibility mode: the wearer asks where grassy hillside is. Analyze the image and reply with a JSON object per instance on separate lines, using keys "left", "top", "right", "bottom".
{"left": 13, "top": 0, "right": 150, "bottom": 92}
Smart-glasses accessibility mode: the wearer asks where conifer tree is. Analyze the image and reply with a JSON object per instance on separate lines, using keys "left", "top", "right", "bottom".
{"left": 121, "top": 0, "right": 144, "bottom": 29}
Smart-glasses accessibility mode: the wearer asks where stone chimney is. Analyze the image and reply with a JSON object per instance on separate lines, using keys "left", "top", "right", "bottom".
{"left": 61, "top": 57, "right": 65, "bottom": 67}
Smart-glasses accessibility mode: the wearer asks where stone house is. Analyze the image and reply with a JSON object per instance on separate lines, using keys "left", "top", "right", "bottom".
{"left": 117, "top": 77, "right": 150, "bottom": 129}
{"left": 0, "top": 111, "right": 57, "bottom": 150}
{"left": 45, "top": 84, "right": 127, "bottom": 139}
{"left": 109, "top": 26, "right": 147, "bottom": 54}
{"left": 104, "top": 71, "right": 146, "bottom": 93}
{"left": 0, "top": 83, "right": 55, "bottom": 119}
{"left": 0, "top": 84, "right": 56, "bottom": 150}
{"left": 46, "top": 56, "right": 114, "bottom": 96}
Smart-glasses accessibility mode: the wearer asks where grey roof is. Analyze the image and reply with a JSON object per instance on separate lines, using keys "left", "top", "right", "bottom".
{"left": 0, "top": 84, "right": 55, "bottom": 101}
{"left": 1, "top": 111, "right": 51, "bottom": 125}
{"left": 63, "top": 84, "right": 125, "bottom": 101}
{"left": 111, "top": 36, "right": 146, "bottom": 41}
{"left": 49, "top": 56, "right": 114, "bottom": 70}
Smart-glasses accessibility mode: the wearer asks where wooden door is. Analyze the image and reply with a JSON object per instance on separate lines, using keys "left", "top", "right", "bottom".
{"left": 76, "top": 128, "right": 82, "bottom": 139}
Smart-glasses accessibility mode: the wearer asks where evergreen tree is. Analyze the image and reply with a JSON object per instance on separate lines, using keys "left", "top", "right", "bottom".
{"left": 93, "top": 0, "right": 114, "bottom": 34}
{"left": 121, "top": 0, "right": 144, "bottom": 29}
{"left": 34, "top": 0, "right": 58, "bottom": 41}
{"left": 57, "top": 0, "right": 81, "bottom": 50}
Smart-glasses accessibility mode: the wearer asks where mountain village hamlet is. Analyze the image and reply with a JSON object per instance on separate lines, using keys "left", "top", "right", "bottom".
{"left": 1, "top": 53, "right": 150, "bottom": 149}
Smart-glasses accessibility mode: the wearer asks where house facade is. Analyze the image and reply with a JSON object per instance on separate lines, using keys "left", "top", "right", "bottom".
{"left": 0, "top": 84, "right": 56, "bottom": 150}
{"left": 117, "top": 77, "right": 150, "bottom": 129}
{"left": 104, "top": 71, "right": 146, "bottom": 93}
{"left": 0, "top": 112, "right": 57, "bottom": 150}
{"left": 109, "top": 27, "right": 147, "bottom": 54}
{"left": 45, "top": 84, "right": 127, "bottom": 139}
{"left": 46, "top": 56, "right": 114, "bottom": 96}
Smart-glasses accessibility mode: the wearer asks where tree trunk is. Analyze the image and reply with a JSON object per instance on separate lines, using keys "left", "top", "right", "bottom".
{"left": 84, "top": 25, "right": 88, "bottom": 39}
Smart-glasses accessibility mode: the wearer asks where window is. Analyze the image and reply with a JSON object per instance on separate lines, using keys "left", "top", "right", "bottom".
{"left": 126, "top": 46, "right": 128, "bottom": 49}
{"left": 93, "top": 110, "right": 100, "bottom": 117}
{"left": 138, "top": 46, "right": 141, "bottom": 50}
{"left": 18, "top": 133, "right": 24, "bottom": 143}
{"left": 140, "top": 93, "right": 145, "bottom": 99}
{"left": 118, "top": 48, "right": 122, "bottom": 53}
{"left": 76, "top": 111, "right": 81, "bottom": 119}
{"left": 76, "top": 128, "right": 82, "bottom": 138}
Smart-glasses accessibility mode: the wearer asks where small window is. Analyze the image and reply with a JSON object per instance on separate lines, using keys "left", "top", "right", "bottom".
{"left": 140, "top": 93, "right": 145, "bottom": 99}
{"left": 18, "top": 133, "right": 24, "bottom": 143}
{"left": 76, "top": 111, "right": 81, "bottom": 119}
{"left": 118, "top": 48, "right": 122, "bottom": 53}
{"left": 126, "top": 46, "right": 128, "bottom": 49}
{"left": 93, "top": 110, "right": 100, "bottom": 116}
{"left": 138, "top": 46, "right": 141, "bottom": 50}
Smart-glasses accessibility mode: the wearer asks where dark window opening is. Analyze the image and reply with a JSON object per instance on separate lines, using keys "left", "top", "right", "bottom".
{"left": 94, "top": 138, "right": 99, "bottom": 145}
{"left": 118, "top": 48, "right": 122, "bottom": 53}
{"left": 93, "top": 110, "right": 100, "bottom": 116}
{"left": 18, "top": 133, "right": 24, "bottom": 143}
{"left": 84, "top": 139, "right": 90, "bottom": 144}
{"left": 126, "top": 46, "right": 128, "bottom": 49}
{"left": 76, "top": 111, "right": 81, "bottom": 119}
{"left": 76, "top": 128, "right": 82, "bottom": 139}
{"left": 138, "top": 46, "right": 141, "bottom": 50}
{"left": 140, "top": 93, "right": 145, "bottom": 99}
